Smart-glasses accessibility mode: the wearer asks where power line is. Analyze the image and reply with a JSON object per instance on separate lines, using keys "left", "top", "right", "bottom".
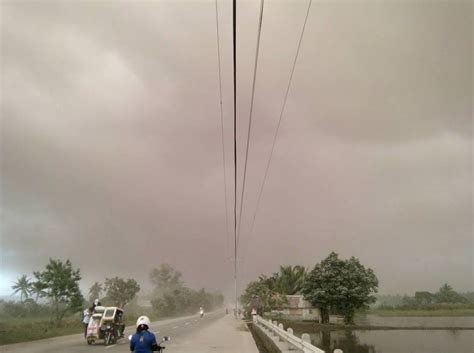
{"left": 236, "top": 0, "right": 265, "bottom": 251}
{"left": 214, "top": 0, "right": 230, "bottom": 260}
{"left": 241, "top": 0, "right": 313, "bottom": 265}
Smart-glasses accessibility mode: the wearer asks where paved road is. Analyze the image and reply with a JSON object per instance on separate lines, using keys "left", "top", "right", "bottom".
{"left": 1, "top": 312, "right": 226, "bottom": 353}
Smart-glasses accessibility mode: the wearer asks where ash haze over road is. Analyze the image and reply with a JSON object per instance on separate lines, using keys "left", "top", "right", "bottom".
{"left": 0, "top": 0, "right": 472, "bottom": 298}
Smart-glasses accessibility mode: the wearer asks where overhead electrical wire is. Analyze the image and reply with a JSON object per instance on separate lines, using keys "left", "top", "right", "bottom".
{"left": 236, "top": 0, "right": 265, "bottom": 250}
{"left": 214, "top": 0, "right": 231, "bottom": 260}
{"left": 241, "top": 0, "right": 313, "bottom": 264}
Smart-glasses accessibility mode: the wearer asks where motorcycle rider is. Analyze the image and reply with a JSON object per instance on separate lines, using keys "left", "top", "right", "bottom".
{"left": 199, "top": 307, "right": 204, "bottom": 318}
{"left": 130, "top": 316, "right": 161, "bottom": 352}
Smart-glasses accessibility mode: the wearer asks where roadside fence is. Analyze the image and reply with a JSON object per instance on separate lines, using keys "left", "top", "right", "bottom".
{"left": 253, "top": 315, "right": 343, "bottom": 353}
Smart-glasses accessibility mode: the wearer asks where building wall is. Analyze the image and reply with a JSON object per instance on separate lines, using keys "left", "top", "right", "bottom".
{"left": 280, "top": 307, "right": 321, "bottom": 322}
{"left": 277, "top": 295, "right": 322, "bottom": 322}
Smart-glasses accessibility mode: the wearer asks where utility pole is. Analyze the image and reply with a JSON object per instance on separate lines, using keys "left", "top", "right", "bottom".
{"left": 232, "top": 0, "right": 238, "bottom": 318}
{"left": 234, "top": 261, "right": 238, "bottom": 317}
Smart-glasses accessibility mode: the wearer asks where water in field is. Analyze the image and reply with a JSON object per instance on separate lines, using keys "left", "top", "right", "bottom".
{"left": 293, "top": 316, "right": 474, "bottom": 353}
{"left": 355, "top": 314, "right": 474, "bottom": 328}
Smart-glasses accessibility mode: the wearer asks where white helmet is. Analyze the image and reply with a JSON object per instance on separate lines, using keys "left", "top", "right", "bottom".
{"left": 136, "top": 315, "right": 151, "bottom": 328}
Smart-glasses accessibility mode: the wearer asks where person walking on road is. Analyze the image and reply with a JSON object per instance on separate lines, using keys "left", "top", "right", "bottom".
{"left": 130, "top": 316, "right": 159, "bottom": 353}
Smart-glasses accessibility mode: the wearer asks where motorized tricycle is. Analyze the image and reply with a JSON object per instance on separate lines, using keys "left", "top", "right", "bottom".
{"left": 86, "top": 306, "right": 125, "bottom": 345}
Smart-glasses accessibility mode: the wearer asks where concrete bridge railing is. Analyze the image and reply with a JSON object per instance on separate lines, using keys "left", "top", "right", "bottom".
{"left": 253, "top": 315, "right": 343, "bottom": 353}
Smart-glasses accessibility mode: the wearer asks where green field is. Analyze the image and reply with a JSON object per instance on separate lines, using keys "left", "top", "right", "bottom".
{"left": 0, "top": 316, "right": 83, "bottom": 345}
{"left": 368, "top": 308, "right": 474, "bottom": 317}
{"left": 0, "top": 310, "right": 161, "bottom": 346}
{"left": 0, "top": 310, "right": 176, "bottom": 346}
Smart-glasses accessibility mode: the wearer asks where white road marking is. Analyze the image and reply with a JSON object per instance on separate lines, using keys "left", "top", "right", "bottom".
{"left": 172, "top": 326, "right": 178, "bottom": 329}
{"left": 185, "top": 322, "right": 189, "bottom": 325}
{"left": 105, "top": 344, "right": 116, "bottom": 349}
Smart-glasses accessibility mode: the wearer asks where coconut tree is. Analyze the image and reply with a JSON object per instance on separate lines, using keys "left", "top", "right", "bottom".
{"left": 275, "top": 265, "right": 307, "bottom": 295}
{"left": 11, "top": 275, "right": 32, "bottom": 302}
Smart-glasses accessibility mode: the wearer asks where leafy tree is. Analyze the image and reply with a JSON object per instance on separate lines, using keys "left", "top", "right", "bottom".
{"left": 461, "top": 292, "right": 474, "bottom": 304}
{"left": 414, "top": 291, "right": 434, "bottom": 305}
{"left": 374, "top": 294, "right": 403, "bottom": 308}
{"left": 88, "top": 282, "right": 103, "bottom": 302}
{"left": 401, "top": 295, "right": 417, "bottom": 309}
{"left": 240, "top": 266, "right": 307, "bottom": 313}
{"left": 240, "top": 279, "right": 286, "bottom": 312}
{"left": 33, "top": 259, "right": 84, "bottom": 324}
{"left": 1, "top": 299, "right": 51, "bottom": 318}
{"left": 149, "top": 263, "right": 183, "bottom": 294}
{"left": 241, "top": 265, "right": 306, "bottom": 308}
{"left": 103, "top": 277, "right": 140, "bottom": 308}
{"left": 151, "top": 286, "right": 224, "bottom": 316}
{"left": 30, "top": 280, "right": 48, "bottom": 303}
{"left": 11, "top": 275, "right": 31, "bottom": 302}
{"left": 148, "top": 263, "right": 224, "bottom": 317}
{"left": 434, "top": 284, "right": 466, "bottom": 304}
{"left": 302, "top": 252, "right": 378, "bottom": 324}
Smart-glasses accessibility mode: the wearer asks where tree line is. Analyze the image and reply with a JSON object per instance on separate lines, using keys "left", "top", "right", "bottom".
{"left": 87, "top": 263, "right": 224, "bottom": 317}
{"left": 9, "top": 259, "right": 84, "bottom": 324}
{"left": 376, "top": 284, "right": 474, "bottom": 310}
{"left": 241, "top": 252, "right": 379, "bottom": 324}
{"left": 8, "top": 259, "right": 223, "bottom": 325}
{"left": 148, "top": 263, "right": 224, "bottom": 316}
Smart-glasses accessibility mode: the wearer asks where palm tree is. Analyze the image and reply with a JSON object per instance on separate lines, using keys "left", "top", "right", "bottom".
{"left": 275, "top": 265, "right": 307, "bottom": 295}
{"left": 11, "top": 275, "right": 31, "bottom": 302}
{"left": 259, "top": 275, "right": 278, "bottom": 292}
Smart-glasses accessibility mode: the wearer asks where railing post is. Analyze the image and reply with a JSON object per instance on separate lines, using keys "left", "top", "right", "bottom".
{"left": 278, "top": 323, "right": 284, "bottom": 341}
{"left": 272, "top": 321, "right": 279, "bottom": 336}
{"left": 286, "top": 328, "right": 295, "bottom": 350}
{"left": 262, "top": 318, "right": 268, "bottom": 332}
{"left": 261, "top": 318, "right": 266, "bottom": 329}
{"left": 301, "top": 333, "right": 311, "bottom": 352}
{"left": 256, "top": 317, "right": 325, "bottom": 353}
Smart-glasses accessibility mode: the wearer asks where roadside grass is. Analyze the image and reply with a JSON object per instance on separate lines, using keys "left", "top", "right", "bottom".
{"left": 368, "top": 308, "right": 474, "bottom": 317}
{"left": 0, "top": 310, "right": 179, "bottom": 345}
{"left": 0, "top": 316, "right": 83, "bottom": 345}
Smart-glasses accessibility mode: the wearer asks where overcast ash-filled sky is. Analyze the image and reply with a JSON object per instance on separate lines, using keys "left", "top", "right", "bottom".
{"left": 0, "top": 0, "right": 472, "bottom": 298}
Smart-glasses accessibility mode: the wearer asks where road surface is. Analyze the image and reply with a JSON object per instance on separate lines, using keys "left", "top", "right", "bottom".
{"left": 1, "top": 311, "right": 254, "bottom": 353}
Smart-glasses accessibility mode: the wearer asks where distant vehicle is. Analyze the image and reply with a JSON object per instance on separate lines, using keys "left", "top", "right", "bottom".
{"left": 86, "top": 306, "right": 125, "bottom": 345}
